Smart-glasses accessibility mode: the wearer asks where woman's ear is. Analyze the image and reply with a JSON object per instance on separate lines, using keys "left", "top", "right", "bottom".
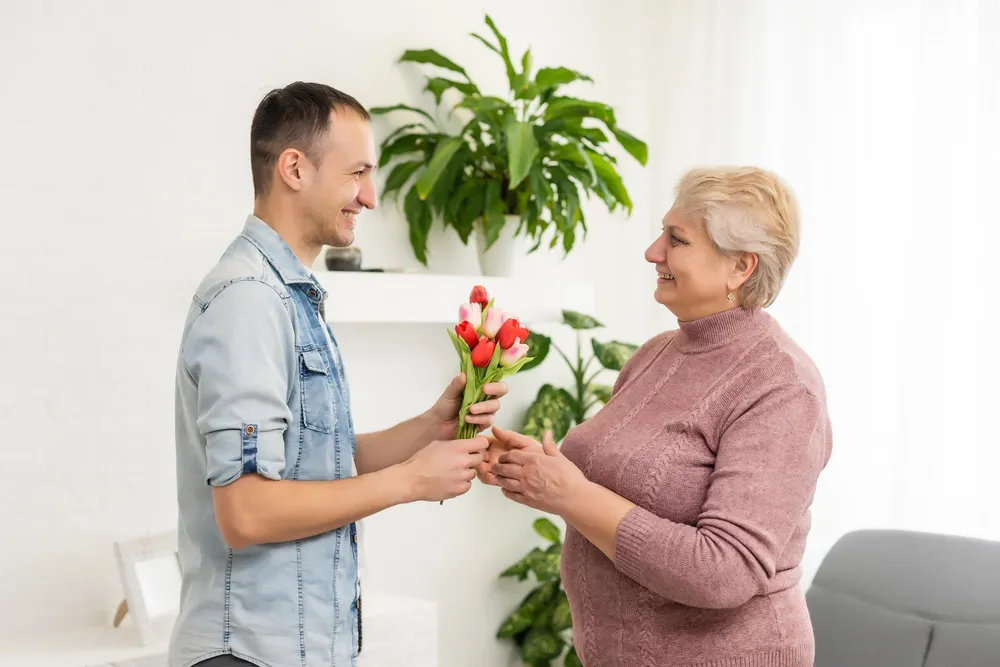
{"left": 729, "top": 252, "right": 758, "bottom": 291}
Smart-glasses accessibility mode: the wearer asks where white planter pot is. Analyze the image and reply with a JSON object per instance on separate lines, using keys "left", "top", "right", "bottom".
{"left": 474, "top": 215, "right": 529, "bottom": 277}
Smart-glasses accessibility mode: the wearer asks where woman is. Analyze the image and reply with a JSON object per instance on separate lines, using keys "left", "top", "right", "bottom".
{"left": 481, "top": 166, "right": 831, "bottom": 667}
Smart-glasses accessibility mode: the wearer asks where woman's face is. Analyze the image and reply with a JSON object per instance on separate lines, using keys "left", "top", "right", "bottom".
{"left": 645, "top": 207, "right": 751, "bottom": 321}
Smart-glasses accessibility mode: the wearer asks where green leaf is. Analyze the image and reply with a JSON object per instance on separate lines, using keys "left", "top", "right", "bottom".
{"left": 378, "top": 132, "right": 432, "bottom": 169}
{"left": 425, "top": 77, "right": 479, "bottom": 105}
{"left": 527, "top": 548, "right": 560, "bottom": 582}
{"left": 415, "top": 137, "right": 464, "bottom": 199}
{"left": 520, "top": 627, "right": 565, "bottom": 663}
{"left": 533, "top": 518, "right": 561, "bottom": 544}
{"left": 383, "top": 160, "right": 422, "bottom": 195}
{"left": 369, "top": 104, "right": 436, "bottom": 125}
{"left": 484, "top": 14, "right": 518, "bottom": 92}
{"left": 610, "top": 126, "right": 648, "bottom": 165}
{"left": 589, "top": 384, "right": 613, "bottom": 404}
{"left": 457, "top": 95, "right": 511, "bottom": 114}
{"left": 591, "top": 339, "right": 638, "bottom": 371}
{"left": 399, "top": 49, "right": 468, "bottom": 78}
{"left": 470, "top": 31, "right": 501, "bottom": 55}
{"left": 497, "top": 608, "right": 534, "bottom": 639}
{"left": 535, "top": 66, "right": 593, "bottom": 90}
{"left": 565, "top": 645, "right": 583, "bottom": 667}
{"left": 403, "top": 187, "right": 433, "bottom": 265}
{"left": 551, "top": 591, "right": 572, "bottom": 632}
{"left": 505, "top": 119, "right": 540, "bottom": 189}
{"left": 499, "top": 548, "right": 539, "bottom": 581}
{"left": 586, "top": 149, "right": 633, "bottom": 210}
{"left": 520, "top": 331, "right": 551, "bottom": 371}
{"left": 521, "top": 48, "right": 533, "bottom": 81}
{"left": 544, "top": 96, "right": 616, "bottom": 125}
{"left": 521, "top": 384, "right": 577, "bottom": 442}
{"left": 482, "top": 180, "right": 506, "bottom": 249}
{"left": 561, "top": 310, "right": 603, "bottom": 330}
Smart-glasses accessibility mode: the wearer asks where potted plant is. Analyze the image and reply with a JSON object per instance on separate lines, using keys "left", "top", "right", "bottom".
{"left": 372, "top": 14, "right": 648, "bottom": 276}
{"left": 519, "top": 310, "right": 637, "bottom": 442}
{"left": 494, "top": 312, "right": 637, "bottom": 666}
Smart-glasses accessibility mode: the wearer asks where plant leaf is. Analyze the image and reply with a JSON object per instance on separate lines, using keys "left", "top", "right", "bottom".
{"left": 404, "top": 188, "right": 433, "bottom": 259}
{"left": 499, "top": 547, "right": 542, "bottom": 581}
{"left": 520, "top": 331, "right": 550, "bottom": 371}
{"left": 591, "top": 339, "right": 638, "bottom": 371}
{"left": 544, "top": 96, "right": 616, "bottom": 125}
{"left": 586, "top": 149, "right": 633, "bottom": 210}
{"left": 470, "top": 31, "right": 501, "bottom": 55}
{"left": 551, "top": 591, "right": 572, "bottom": 632}
{"left": 505, "top": 119, "right": 540, "bottom": 189}
{"left": 483, "top": 180, "right": 506, "bottom": 248}
{"left": 383, "top": 160, "right": 423, "bottom": 195}
{"left": 521, "top": 384, "right": 577, "bottom": 442}
{"left": 589, "top": 384, "right": 613, "bottom": 404}
{"left": 533, "top": 517, "right": 561, "bottom": 544}
{"left": 484, "top": 14, "right": 518, "bottom": 92}
{"left": 456, "top": 95, "right": 511, "bottom": 115}
{"left": 520, "top": 627, "right": 565, "bottom": 663}
{"left": 399, "top": 48, "right": 468, "bottom": 78}
{"left": 425, "top": 77, "right": 479, "bottom": 105}
{"left": 369, "top": 104, "right": 436, "bottom": 125}
{"left": 403, "top": 187, "right": 433, "bottom": 265}
{"left": 561, "top": 310, "right": 603, "bottom": 330}
{"left": 535, "top": 66, "right": 593, "bottom": 90}
{"left": 565, "top": 645, "right": 583, "bottom": 667}
{"left": 415, "top": 137, "right": 464, "bottom": 199}
{"left": 610, "top": 126, "right": 648, "bottom": 165}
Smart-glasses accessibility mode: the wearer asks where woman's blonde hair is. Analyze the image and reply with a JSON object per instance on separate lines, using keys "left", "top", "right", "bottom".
{"left": 673, "top": 166, "right": 800, "bottom": 308}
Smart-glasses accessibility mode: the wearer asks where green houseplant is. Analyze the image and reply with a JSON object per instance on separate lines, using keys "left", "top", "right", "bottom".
{"left": 496, "top": 518, "right": 579, "bottom": 666}
{"left": 519, "top": 310, "right": 638, "bottom": 442}
{"left": 371, "top": 14, "right": 648, "bottom": 275}
{"left": 495, "top": 312, "right": 637, "bottom": 666}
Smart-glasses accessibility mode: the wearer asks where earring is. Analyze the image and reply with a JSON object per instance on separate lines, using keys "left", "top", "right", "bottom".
{"left": 726, "top": 292, "right": 735, "bottom": 302}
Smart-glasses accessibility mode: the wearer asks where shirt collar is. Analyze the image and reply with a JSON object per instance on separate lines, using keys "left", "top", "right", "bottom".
{"left": 240, "top": 215, "right": 327, "bottom": 297}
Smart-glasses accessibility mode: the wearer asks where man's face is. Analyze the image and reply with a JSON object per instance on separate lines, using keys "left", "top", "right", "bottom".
{"left": 300, "top": 110, "right": 378, "bottom": 248}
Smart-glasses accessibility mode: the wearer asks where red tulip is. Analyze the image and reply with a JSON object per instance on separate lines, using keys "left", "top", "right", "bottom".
{"left": 496, "top": 317, "right": 523, "bottom": 350}
{"left": 469, "top": 285, "right": 489, "bottom": 308}
{"left": 518, "top": 325, "right": 530, "bottom": 342}
{"left": 455, "top": 321, "right": 479, "bottom": 349}
{"left": 470, "top": 336, "right": 496, "bottom": 368}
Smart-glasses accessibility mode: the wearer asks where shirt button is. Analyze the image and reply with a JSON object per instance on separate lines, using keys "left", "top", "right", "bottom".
{"left": 353, "top": 533, "right": 358, "bottom": 543}
{"left": 245, "top": 425, "right": 255, "bottom": 435}
{"left": 308, "top": 289, "right": 317, "bottom": 298}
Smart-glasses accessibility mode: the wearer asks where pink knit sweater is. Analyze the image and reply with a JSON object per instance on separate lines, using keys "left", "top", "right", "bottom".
{"left": 560, "top": 307, "right": 832, "bottom": 667}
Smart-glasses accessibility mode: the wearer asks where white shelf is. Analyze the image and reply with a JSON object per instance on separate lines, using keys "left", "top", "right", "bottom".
{"left": 315, "top": 271, "right": 595, "bottom": 325}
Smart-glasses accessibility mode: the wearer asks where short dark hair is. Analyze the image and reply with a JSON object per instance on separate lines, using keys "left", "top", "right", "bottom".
{"left": 250, "top": 82, "right": 370, "bottom": 196}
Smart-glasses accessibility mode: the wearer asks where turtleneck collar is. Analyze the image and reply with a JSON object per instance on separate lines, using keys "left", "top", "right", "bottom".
{"left": 675, "top": 306, "right": 766, "bottom": 353}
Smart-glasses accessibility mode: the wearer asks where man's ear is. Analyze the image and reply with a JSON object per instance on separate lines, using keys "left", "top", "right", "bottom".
{"left": 729, "top": 252, "right": 758, "bottom": 291}
{"left": 276, "top": 148, "right": 307, "bottom": 192}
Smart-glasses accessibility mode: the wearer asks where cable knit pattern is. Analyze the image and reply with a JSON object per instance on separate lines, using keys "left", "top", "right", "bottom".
{"left": 559, "top": 307, "right": 831, "bottom": 667}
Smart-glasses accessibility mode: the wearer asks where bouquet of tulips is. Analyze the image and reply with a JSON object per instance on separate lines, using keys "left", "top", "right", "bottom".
{"left": 449, "top": 285, "right": 534, "bottom": 440}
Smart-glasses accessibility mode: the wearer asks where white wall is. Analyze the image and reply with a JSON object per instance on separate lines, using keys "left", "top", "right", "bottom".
{"left": 0, "top": 1, "right": 655, "bottom": 666}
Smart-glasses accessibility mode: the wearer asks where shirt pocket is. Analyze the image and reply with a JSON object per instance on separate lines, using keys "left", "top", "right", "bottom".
{"left": 300, "top": 347, "right": 337, "bottom": 434}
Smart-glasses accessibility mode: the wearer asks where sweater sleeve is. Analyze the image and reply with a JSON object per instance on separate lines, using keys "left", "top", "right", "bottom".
{"left": 613, "top": 382, "right": 829, "bottom": 609}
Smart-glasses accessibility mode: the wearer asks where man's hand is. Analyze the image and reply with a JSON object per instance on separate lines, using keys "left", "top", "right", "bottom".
{"left": 428, "top": 373, "right": 509, "bottom": 441}
{"left": 402, "top": 435, "right": 489, "bottom": 502}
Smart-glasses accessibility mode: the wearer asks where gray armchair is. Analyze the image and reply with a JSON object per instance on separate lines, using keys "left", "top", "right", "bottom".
{"left": 806, "top": 529, "right": 1000, "bottom": 667}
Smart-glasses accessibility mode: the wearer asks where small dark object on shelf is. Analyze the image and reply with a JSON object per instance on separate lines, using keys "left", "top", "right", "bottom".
{"left": 325, "top": 246, "right": 362, "bottom": 271}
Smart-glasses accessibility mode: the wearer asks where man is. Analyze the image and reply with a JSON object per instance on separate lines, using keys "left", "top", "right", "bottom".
{"left": 169, "top": 82, "right": 506, "bottom": 667}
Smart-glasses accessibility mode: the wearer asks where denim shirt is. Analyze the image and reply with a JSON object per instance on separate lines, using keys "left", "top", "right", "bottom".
{"left": 169, "top": 215, "right": 360, "bottom": 667}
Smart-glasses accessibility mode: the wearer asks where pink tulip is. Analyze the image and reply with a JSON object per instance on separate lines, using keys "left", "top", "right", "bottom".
{"left": 458, "top": 302, "right": 482, "bottom": 328}
{"left": 482, "top": 307, "right": 506, "bottom": 338}
{"left": 500, "top": 338, "right": 529, "bottom": 367}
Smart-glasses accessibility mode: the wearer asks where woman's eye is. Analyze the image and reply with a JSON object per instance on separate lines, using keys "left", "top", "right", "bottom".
{"left": 670, "top": 234, "right": 685, "bottom": 246}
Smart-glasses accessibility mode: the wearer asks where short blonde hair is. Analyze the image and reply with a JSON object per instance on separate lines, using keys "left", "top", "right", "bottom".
{"left": 673, "top": 166, "right": 800, "bottom": 308}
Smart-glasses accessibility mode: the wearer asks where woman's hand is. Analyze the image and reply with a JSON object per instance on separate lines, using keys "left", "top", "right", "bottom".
{"left": 489, "top": 426, "right": 589, "bottom": 516}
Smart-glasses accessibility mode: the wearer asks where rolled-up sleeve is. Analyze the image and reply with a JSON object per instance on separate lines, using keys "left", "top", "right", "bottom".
{"left": 182, "top": 279, "right": 295, "bottom": 486}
